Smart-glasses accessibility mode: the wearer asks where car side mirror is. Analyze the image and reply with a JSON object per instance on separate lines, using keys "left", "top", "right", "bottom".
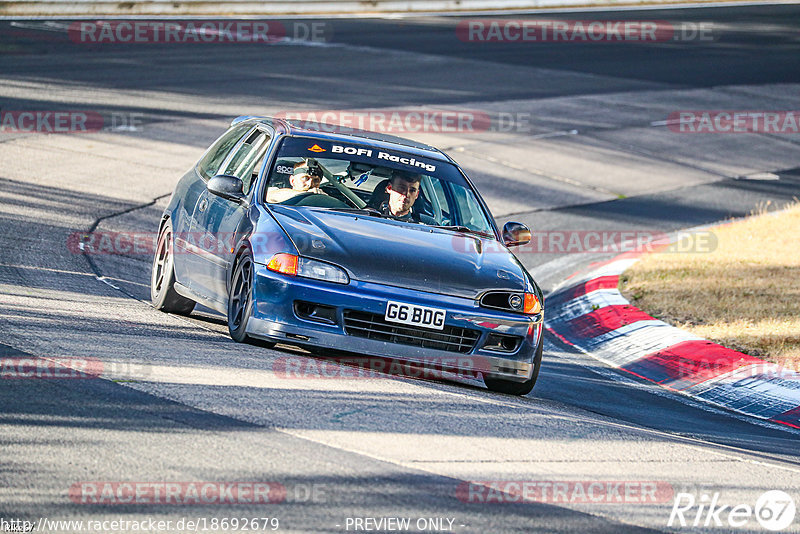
{"left": 503, "top": 221, "right": 531, "bottom": 247}
{"left": 208, "top": 175, "right": 245, "bottom": 203}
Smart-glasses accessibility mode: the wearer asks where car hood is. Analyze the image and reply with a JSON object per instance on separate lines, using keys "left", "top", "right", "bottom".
{"left": 270, "top": 207, "right": 527, "bottom": 299}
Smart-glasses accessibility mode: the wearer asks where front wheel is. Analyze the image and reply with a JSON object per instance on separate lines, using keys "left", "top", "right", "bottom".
{"left": 484, "top": 333, "right": 543, "bottom": 396}
{"left": 227, "top": 252, "right": 277, "bottom": 348}
{"left": 151, "top": 220, "right": 195, "bottom": 315}
{"left": 228, "top": 251, "right": 255, "bottom": 343}
{"left": 227, "top": 250, "right": 277, "bottom": 350}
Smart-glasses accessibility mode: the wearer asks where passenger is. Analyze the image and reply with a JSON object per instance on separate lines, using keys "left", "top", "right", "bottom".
{"left": 267, "top": 160, "right": 326, "bottom": 203}
{"left": 379, "top": 170, "right": 422, "bottom": 222}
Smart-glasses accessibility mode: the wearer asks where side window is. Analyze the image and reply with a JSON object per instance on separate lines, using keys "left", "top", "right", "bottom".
{"left": 196, "top": 123, "right": 253, "bottom": 180}
{"left": 219, "top": 129, "right": 272, "bottom": 194}
{"left": 451, "top": 184, "right": 493, "bottom": 233}
{"left": 426, "top": 177, "right": 451, "bottom": 224}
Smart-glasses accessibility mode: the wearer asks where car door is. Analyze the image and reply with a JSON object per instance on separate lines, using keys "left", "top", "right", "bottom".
{"left": 176, "top": 123, "right": 254, "bottom": 296}
{"left": 191, "top": 125, "right": 274, "bottom": 305}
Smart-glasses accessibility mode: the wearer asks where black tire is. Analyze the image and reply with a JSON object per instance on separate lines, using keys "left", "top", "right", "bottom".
{"left": 151, "top": 220, "right": 195, "bottom": 315}
{"left": 484, "top": 332, "right": 543, "bottom": 396}
{"left": 227, "top": 251, "right": 277, "bottom": 348}
{"left": 227, "top": 251, "right": 254, "bottom": 343}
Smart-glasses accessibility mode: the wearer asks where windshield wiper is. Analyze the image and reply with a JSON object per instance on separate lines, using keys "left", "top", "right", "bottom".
{"left": 325, "top": 207, "right": 388, "bottom": 218}
{"left": 432, "top": 225, "right": 493, "bottom": 239}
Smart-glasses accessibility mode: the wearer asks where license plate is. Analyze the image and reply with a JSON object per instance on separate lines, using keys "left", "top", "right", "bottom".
{"left": 385, "top": 301, "right": 446, "bottom": 330}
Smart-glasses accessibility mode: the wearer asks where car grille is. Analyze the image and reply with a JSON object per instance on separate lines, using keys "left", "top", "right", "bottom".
{"left": 343, "top": 310, "right": 480, "bottom": 354}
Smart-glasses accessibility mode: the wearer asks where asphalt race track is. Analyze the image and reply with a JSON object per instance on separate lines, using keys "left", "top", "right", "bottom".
{"left": 1, "top": 5, "right": 799, "bottom": 533}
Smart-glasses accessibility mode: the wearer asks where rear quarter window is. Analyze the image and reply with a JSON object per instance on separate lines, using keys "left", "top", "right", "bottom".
{"left": 197, "top": 123, "right": 253, "bottom": 180}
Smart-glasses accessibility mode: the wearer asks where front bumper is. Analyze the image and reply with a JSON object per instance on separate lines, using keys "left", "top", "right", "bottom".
{"left": 247, "top": 264, "right": 543, "bottom": 383}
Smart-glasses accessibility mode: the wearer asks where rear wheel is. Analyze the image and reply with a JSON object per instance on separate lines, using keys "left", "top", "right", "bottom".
{"left": 151, "top": 220, "right": 195, "bottom": 315}
{"left": 484, "top": 333, "right": 543, "bottom": 396}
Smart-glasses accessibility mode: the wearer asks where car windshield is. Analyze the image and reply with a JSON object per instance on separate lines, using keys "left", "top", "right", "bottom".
{"left": 264, "top": 136, "right": 495, "bottom": 237}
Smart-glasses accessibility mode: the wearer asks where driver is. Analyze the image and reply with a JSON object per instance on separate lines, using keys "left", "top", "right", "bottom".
{"left": 267, "top": 160, "right": 326, "bottom": 203}
{"left": 379, "top": 170, "right": 422, "bottom": 222}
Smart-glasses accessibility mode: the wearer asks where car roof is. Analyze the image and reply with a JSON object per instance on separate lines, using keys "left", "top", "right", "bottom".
{"left": 232, "top": 115, "right": 451, "bottom": 162}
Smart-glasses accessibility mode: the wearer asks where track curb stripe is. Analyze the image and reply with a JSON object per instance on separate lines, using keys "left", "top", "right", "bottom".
{"left": 621, "top": 340, "right": 763, "bottom": 390}
{"left": 545, "top": 253, "right": 800, "bottom": 429}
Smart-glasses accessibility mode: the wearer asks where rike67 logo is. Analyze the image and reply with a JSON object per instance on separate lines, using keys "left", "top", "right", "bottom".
{"left": 669, "top": 490, "right": 796, "bottom": 531}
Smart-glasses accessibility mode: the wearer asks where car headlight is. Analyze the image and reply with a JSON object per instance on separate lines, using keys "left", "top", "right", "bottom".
{"left": 480, "top": 290, "right": 542, "bottom": 315}
{"left": 298, "top": 257, "right": 349, "bottom": 284}
{"left": 266, "top": 253, "right": 349, "bottom": 284}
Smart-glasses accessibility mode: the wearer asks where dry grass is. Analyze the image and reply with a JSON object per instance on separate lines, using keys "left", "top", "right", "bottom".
{"left": 620, "top": 201, "right": 800, "bottom": 368}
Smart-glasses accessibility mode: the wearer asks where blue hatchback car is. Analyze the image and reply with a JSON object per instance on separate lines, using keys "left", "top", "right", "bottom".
{"left": 151, "top": 116, "right": 544, "bottom": 394}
